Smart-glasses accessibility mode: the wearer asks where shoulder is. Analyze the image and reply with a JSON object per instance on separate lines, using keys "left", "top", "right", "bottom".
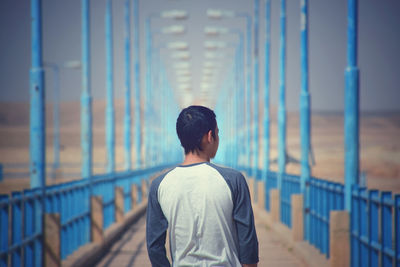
{"left": 208, "top": 163, "right": 245, "bottom": 179}
{"left": 207, "top": 163, "right": 247, "bottom": 188}
{"left": 149, "top": 167, "right": 176, "bottom": 195}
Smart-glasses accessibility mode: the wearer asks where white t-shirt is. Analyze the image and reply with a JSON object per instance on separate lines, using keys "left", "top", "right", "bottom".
{"left": 146, "top": 162, "right": 258, "bottom": 267}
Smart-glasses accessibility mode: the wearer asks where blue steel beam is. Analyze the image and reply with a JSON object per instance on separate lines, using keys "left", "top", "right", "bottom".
{"left": 242, "top": 14, "right": 252, "bottom": 173}
{"left": 239, "top": 35, "right": 246, "bottom": 168}
{"left": 235, "top": 33, "right": 244, "bottom": 169}
{"left": 52, "top": 65, "right": 60, "bottom": 171}
{"left": 81, "top": 0, "right": 93, "bottom": 179}
{"left": 263, "top": 0, "right": 271, "bottom": 181}
{"left": 133, "top": 0, "right": 142, "bottom": 169}
{"left": 300, "top": 0, "right": 310, "bottom": 193}
{"left": 124, "top": 0, "right": 132, "bottom": 170}
{"left": 263, "top": 0, "right": 271, "bottom": 209}
{"left": 277, "top": 0, "right": 287, "bottom": 190}
{"left": 105, "top": 0, "right": 115, "bottom": 173}
{"left": 300, "top": 0, "right": 311, "bottom": 242}
{"left": 29, "top": 3, "right": 45, "bottom": 265}
{"left": 145, "top": 18, "right": 152, "bottom": 168}
{"left": 30, "top": 0, "right": 46, "bottom": 189}
{"left": 252, "top": 0, "right": 260, "bottom": 180}
{"left": 344, "top": 0, "right": 359, "bottom": 211}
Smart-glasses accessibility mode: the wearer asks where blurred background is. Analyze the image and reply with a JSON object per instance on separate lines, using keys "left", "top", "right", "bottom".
{"left": 0, "top": 0, "right": 399, "bottom": 194}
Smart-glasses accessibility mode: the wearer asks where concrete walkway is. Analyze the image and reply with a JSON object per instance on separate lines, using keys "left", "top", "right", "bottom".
{"left": 95, "top": 214, "right": 308, "bottom": 267}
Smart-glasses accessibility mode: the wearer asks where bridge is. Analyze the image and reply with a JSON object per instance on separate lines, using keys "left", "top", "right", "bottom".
{"left": 0, "top": 0, "right": 399, "bottom": 267}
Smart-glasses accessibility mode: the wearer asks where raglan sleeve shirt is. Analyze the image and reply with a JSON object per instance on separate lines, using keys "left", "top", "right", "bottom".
{"left": 146, "top": 164, "right": 259, "bottom": 266}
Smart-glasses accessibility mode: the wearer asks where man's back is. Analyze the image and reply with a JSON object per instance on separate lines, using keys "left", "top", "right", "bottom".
{"left": 147, "top": 162, "right": 258, "bottom": 267}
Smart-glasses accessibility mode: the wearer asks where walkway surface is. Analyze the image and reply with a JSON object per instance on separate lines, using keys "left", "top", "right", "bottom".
{"left": 95, "top": 212, "right": 308, "bottom": 267}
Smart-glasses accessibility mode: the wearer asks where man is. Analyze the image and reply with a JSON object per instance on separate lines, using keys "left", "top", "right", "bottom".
{"left": 146, "top": 105, "right": 259, "bottom": 267}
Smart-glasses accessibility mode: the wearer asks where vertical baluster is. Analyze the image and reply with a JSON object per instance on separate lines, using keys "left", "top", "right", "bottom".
{"left": 77, "top": 187, "right": 82, "bottom": 249}
{"left": 81, "top": 187, "right": 84, "bottom": 248}
{"left": 351, "top": 186, "right": 360, "bottom": 267}
{"left": 11, "top": 192, "right": 22, "bottom": 267}
{"left": 34, "top": 188, "right": 42, "bottom": 267}
{"left": 60, "top": 190, "right": 66, "bottom": 260}
{"left": 82, "top": 186, "right": 87, "bottom": 247}
{"left": 360, "top": 188, "right": 368, "bottom": 267}
{"left": 368, "top": 190, "right": 378, "bottom": 267}
{"left": 24, "top": 190, "right": 34, "bottom": 266}
{"left": 309, "top": 180, "right": 314, "bottom": 245}
{"left": 84, "top": 185, "right": 89, "bottom": 245}
{"left": 395, "top": 195, "right": 399, "bottom": 267}
{"left": 317, "top": 181, "right": 322, "bottom": 252}
{"left": 323, "top": 182, "right": 328, "bottom": 257}
{"left": 369, "top": 191, "right": 379, "bottom": 266}
{"left": 334, "top": 184, "right": 340, "bottom": 210}
{"left": 381, "top": 192, "right": 393, "bottom": 267}
{"left": 67, "top": 189, "right": 72, "bottom": 258}
{"left": 311, "top": 180, "right": 316, "bottom": 246}
{"left": 0, "top": 195, "right": 9, "bottom": 267}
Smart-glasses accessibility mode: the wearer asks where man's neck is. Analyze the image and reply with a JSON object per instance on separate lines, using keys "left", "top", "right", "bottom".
{"left": 182, "top": 151, "right": 210, "bottom": 166}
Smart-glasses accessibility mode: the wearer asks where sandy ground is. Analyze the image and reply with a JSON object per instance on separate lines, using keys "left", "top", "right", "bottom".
{"left": 0, "top": 101, "right": 399, "bottom": 194}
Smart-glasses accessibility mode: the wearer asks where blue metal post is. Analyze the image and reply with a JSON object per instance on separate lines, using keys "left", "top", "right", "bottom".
{"left": 277, "top": 0, "right": 287, "bottom": 190}
{"left": 244, "top": 15, "right": 252, "bottom": 174}
{"left": 263, "top": 0, "right": 271, "bottom": 180}
{"left": 133, "top": 0, "right": 142, "bottom": 169}
{"left": 81, "top": 0, "right": 92, "bottom": 179}
{"left": 395, "top": 195, "right": 400, "bottom": 267}
{"left": 239, "top": 35, "right": 246, "bottom": 168}
{"left": 252, "top": 0, "right": 260, "bottom": 181}
{"left": 300, "top": 0, "right": 311, "bottom": 242}
{"left": 236, "top": 34, "right": 244, "bottom": 169}
{"left": 30, "top": 0, "right": 45, "bottom": 189}
{"left": 344, "top": 0, "right": 359, "bottom": 211}
{"left": 105, "top": 0, "right": 115, "bottom": 173}
{"left": 263, "top": 0, "right": 271, "bottom": 209}
{"left": 300, "top": 0, "right": 311, "bottom": 245}
{"left": 124, "top": 0, "right": 132, "bottom": 170}
{"left": 53, "top": 66, "right": 60, "bottom": 171}
{"left": 145, "top": 18, "right": 152, "bottom": 167}
{"left": 300, "top": 0, "right": 310, "bottom": 193}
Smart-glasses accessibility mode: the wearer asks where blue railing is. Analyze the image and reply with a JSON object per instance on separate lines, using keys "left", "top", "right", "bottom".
{"left": 307, "top": 177, "right": 345, "bottom": 258}
{"left": 351, "top": 185, "right": 400, "bottom": 267}
{"left": 0, "top": 164, "right": 174, "bottom": 266}
{"left": 243, "top": 165, "right": 399, "bottom": 265}
{"left": 0, "top": 189, "right": 43, "bottom": 267}
{"left": 280, "top": 173, "right": 301, "bottom": 228}
{"left": 265, "top": 171, "right": 277, "bottom": 212}
{"left": 243, "top": 167, "right": 346, "bottom": 259}
{"left": 52, "top": 180, "right": 91, "bottom": 260}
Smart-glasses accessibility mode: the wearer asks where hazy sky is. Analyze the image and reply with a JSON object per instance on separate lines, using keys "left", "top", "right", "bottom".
{"left": 0, "top": 0, "right": 399, "bottom": 111}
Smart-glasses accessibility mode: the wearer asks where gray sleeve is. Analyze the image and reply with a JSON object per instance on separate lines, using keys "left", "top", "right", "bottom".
{"left": 210, "top": 164, "right": 259, "bottom": 264}
{"left": 146, "top": 175, "right": 171, "bottom": 267}
{"left": 232, "top": 172, "right": 259, "bottom": 264}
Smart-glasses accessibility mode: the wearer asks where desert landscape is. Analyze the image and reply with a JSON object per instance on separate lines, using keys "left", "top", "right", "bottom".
{"left": 0, "top": 100, "right": 399, "bottom": 195}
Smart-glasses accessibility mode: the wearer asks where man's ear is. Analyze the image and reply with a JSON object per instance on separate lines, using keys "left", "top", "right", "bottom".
{"left": 207, "top": 130, "right": 213, "bottom": 143}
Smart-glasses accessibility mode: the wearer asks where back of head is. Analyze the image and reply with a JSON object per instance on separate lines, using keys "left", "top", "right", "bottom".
{"left": 176, "top": 105, "right": 217, "bottom": 154}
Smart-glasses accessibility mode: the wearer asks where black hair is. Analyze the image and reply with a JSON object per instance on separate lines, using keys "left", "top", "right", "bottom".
{"left": 176, "top": 105, "right": 217, "bottom": 155}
